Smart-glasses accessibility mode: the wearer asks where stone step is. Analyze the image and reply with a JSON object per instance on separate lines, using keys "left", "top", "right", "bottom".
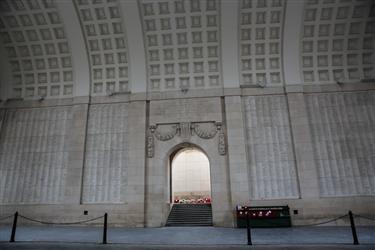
{"left": 166, "top": 204, "right": 213, "bottom": 227}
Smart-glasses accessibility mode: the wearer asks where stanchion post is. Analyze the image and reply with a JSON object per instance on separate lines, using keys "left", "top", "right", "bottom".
{"left": 10, "top": 212, "right": 18, "bottom": 242}
{"left": 102, "top": 213, "right": 108, "bottom": 244}
{"left": 246, "top": 212, "right": 252, "bottom": 245}
{"left": 349, "top": 211, "right": 359, "bottom": 245}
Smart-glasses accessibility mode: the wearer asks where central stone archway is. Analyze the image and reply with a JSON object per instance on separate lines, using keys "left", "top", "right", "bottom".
{"left": 169, "top": 146, "right": 211, "bottom": 205}
{"left": 145, "top": 133, "right": 233, "bottom": 227}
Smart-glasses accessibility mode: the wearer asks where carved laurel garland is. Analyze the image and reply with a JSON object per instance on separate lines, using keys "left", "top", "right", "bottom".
{"left": 218, "top": 131, "right": 226, "bottom": 155}
{"left": 146, "top": 132, "right": 154, "bottom": 158}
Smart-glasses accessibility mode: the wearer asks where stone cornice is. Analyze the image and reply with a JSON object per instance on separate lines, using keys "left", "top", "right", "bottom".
{"left": 1, "top": 82, "right": 374, "bottom": 109}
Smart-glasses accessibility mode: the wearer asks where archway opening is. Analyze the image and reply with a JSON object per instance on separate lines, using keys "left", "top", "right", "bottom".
{"left": 170, "top": 147, "right": 211, "bottom": 204}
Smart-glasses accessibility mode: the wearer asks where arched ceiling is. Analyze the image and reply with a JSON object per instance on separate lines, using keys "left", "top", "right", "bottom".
{"left": 75, "top": 0, "right": 130, "bottom": 96}
{"left": 0, "top": 0, "right": 374, "bottom": 100}
{"left": 140, "top": 0, "right": 222, "bottom": 92}
{"left": 301, "top": 0, "right": 375, "bottom": 83}
{"left": 0, "top": 0, "right": 75, "bottom": 99}
{"left": 239, "top": 0, "right": 285, "bottom": 86}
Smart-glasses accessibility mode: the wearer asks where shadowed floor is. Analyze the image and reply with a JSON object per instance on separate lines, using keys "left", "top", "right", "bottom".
{"left": 0, "top": 225, "right": 374, "bottom": 247}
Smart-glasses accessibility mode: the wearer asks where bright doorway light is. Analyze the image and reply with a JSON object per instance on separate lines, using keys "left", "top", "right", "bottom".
{"left": 171, "top": 148, "right": 211, "bottom": 204}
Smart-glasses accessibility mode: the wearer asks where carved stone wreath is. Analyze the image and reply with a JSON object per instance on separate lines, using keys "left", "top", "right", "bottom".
{"left": 192, "top": 123, "right": 218, "bottom": 139}
{"left": 146, "top": 121, "right": 226, "bottom": 158}
{"left": 152, "top": 124, "right": 178, "bottom": 141}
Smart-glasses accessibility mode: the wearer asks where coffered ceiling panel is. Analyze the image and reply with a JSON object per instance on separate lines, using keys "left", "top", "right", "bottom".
{"left": 74, "top": 0, "right": 130, "bottom": 95}
{"left": 301, "top": 0, "right": 375, "bottom": 84}
{"left": 0, "top": 0, "right": 75, "bottom": 99}
{"left": 239, "top": 0, "right": 285, "bottom": 87}
{"left": 139, "top": 0, "right": 222, "bottom": 92}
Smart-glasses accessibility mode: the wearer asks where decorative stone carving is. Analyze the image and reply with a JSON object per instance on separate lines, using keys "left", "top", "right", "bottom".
{"left": 153, "top": 124, "right": 178, "bottom": 141}
{"left": 178, "top": 122, "right": 192, "bottom": 139}
{"left": 146, "top": 131, "right": 154, "bottom": 158}
{"left": 218, "top": 131, "right": 226, "bottom": 155}
{"left": 192, "top": 122, "right": 218, "bottom": 139}
{"left": 148, "top": 121, "right": 227, "bottom": 157}
{"left": 216, "top": 122, "right": 226, "bottom": 155}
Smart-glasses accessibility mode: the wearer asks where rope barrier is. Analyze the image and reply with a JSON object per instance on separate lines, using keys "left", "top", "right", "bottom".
{"left": 8, "top": 212, "right": 108, "bottom": 244}
{"left": 354, "top": 214, "right": 375, "bottom": 222}
{"left": 18, "top": 214, "right": 104, "bottom": 225}
{"left": 243, "top": 213, "right": 375, "bottom": 228}
{"left": 294, "top": 214, "right": 348, "bottom": 227}
{"left": 0, "top": 214, "right": 13, "bottom": 221}
{"left": 246, "top": 214, "right": 348, "bottom": 228}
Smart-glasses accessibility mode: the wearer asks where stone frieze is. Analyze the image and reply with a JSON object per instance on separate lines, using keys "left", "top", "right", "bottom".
{"left": 147, "top": 121, "right": 226, "bottom": 157}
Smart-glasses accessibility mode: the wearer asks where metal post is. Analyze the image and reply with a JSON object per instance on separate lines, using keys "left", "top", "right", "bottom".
{"left": 102, "top": 213, "right": 108, "bottom": 244}
{"left": 10, "top": 212, "right": 18, "bottom": 242}
{"left": 246, "top": 213, "right": 252, "bottom": 245}
{"left": 349, "top": 211, "right": 359, "bottom": 245}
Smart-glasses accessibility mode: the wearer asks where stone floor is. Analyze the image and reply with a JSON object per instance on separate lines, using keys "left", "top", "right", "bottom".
{"left": 0, "top": 225, "right": 374, "bottom": 249}
{"left": 1, "top": 243, "right": 375, "bottom": 250}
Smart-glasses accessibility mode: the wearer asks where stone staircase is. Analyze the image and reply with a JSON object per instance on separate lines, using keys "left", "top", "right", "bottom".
{"left": 166, "top": 204, "right": 213, "bottom": 226}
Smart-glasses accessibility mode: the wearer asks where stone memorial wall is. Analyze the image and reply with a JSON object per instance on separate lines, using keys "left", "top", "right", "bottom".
{"left": 306, "top": 91, "right": 375, "bottom": 197}
{"left": 0, "top": 106, "right": 72, "bottom": 203}
{"left": 243, "top": 95, "right": 299, "bottom": 199}
{"left": 82, "top": 103, "right": 129, "bottom": 203}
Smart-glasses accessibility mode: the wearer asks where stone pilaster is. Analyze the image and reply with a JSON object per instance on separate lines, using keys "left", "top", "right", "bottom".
{"left": 126, "top": 101, "right": 147, "bottom": 227}
{"left": 224, "top": 96, "right": 249, "bottom": 205}
{"left": 287, "top": 92, "right": 320, "bottom": 199}
{"left": 0, "top": 109, "right": 5, "bottom": 136}
{"left": 64, "top": 104, "right": 89, "bottom": 204}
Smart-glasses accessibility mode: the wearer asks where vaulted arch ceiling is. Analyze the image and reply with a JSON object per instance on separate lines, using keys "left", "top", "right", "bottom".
{"left": 300, "top": 0, "right": 375, "bottom": 84}
{"left": 74, "top": 0, "right": 130, "bottom": 95}
{"left": 140, "top": 0, "right": 222, "bottom": 92}
{"left": 0, "top": 0, "right": 76, "bottom": 99}
{"left": 239, "top": 0, "right": 285, "bottom": 86}
{"left": 0, "top": 0, "right": 374, "bottom": 101}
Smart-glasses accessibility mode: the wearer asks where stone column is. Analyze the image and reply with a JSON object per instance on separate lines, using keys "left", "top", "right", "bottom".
{"left": 287, "top": 92, "right": 320, "bottom": 199}
{"left": 64, "top": 103, "right": 89, "bottom": 204}
{"left": 145, "top": 143, "right": 166, "bottom": 227}
{"left": 224, "top": 96, "right": 249, "bottom": 205}
{"left": 0, "top": 109, "right": 5, "bottom": 136}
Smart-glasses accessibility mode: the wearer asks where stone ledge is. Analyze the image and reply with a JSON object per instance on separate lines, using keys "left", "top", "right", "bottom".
{"left": 1, "top": 82, "right": 374, "bottom": 109}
